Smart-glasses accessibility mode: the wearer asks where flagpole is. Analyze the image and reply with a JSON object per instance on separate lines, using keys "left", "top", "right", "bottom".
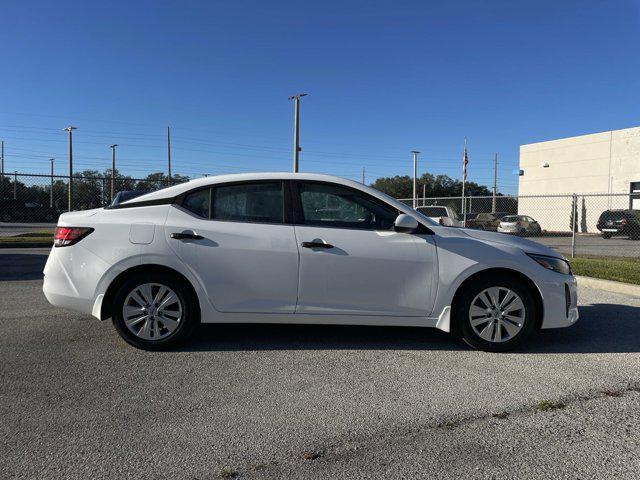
{"left": 461, "top": 137, "right": 467, "bottom": 224}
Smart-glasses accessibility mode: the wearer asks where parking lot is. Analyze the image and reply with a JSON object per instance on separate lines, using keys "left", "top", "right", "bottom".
{"left": 1, "top": 248, "right": 640, "bottom": 479}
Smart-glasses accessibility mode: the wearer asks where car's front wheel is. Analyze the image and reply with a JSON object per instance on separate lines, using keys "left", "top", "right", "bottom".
{"left": 111, "top": 272, "right": 198, "bottom": 350}
{"left": 454, "top": 276, "right": 537, "bottom": 352}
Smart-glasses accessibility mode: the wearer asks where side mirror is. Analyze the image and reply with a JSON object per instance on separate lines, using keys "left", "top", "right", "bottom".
{"left": 394, "top": 214, "right": 419, "bottom": 233}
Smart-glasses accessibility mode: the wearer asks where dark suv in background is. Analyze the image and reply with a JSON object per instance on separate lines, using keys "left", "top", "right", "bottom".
{"left": 596, "top": 209, "right": 640, "bottom": 239}
{"left": 0, "top": 199, "right": 59, "bottom": 223}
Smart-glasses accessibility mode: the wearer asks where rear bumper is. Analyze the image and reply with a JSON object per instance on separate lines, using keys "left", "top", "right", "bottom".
{"left": 42, "top": 245, "right": 110, "bottom": 316}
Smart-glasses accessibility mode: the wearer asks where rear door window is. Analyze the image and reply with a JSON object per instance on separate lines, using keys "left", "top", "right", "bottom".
{"left": 212, "top": 182, "right": 284, "bottom": 224}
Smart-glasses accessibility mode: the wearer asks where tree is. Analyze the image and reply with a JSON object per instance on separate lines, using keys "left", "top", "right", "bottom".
{"left": 370, "top": 173, "right": 494, "bottom": 199}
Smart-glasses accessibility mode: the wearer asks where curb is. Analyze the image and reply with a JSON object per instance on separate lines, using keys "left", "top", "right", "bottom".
{"left": 576, "top": 275, "right": 640, "bottom": 298}
{"left": 0, "top": 242, "right": 52, "bottom": 249}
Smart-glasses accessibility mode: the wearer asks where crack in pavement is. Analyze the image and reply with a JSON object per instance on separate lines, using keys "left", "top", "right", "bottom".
{"left": 226, "top": 382, "right": 640, "bottom": 479}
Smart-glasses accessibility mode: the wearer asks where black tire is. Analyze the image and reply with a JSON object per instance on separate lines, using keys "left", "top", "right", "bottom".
{"left": 1, "top": 212, "right": 11, "bottom": 222}
{"left": 453, "top": 275, "right": 537, "bottom": 352}
{"left": 519, "top": 228, "right": 527, "bottom": 237}
{"left": 602, "top": 233, "right": 612, "bottom": 239}
{"left": 112, "top": 272, "right": 199, "bottom": 350}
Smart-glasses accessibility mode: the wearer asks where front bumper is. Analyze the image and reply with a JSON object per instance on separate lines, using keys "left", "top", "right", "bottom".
{"left": 539, "top": 274, "right": 579, "bottom": 329}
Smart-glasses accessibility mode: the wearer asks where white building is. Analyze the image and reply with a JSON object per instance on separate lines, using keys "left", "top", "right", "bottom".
{"left": 518, "top": 126, "right": 640, "bottom": 233}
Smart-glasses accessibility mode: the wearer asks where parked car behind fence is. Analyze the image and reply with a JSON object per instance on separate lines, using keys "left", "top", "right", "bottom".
{"left": 497, "top": 215, "right": 542, "bottom": 236}
{"left": 596, "top": 210, "right": 640, "bottom": 240}
{"left": 0, "top": 199, "right": 59, "bottom": 223}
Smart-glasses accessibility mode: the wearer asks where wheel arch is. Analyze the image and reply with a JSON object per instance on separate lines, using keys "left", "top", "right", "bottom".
{"left": 100, "top": 264, "right": 201, "bottom": 321}
{"left": 450, "top": 267, "right": 544, "bottom": 334}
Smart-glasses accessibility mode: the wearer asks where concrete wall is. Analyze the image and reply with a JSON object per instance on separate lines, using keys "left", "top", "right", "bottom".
{"left": 518, "top": 126, "right": 640, "bottom": 233}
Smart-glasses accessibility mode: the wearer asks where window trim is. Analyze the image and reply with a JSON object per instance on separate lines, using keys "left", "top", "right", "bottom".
{"left": 290, "top": 180, "right": 402, "bottom": 232}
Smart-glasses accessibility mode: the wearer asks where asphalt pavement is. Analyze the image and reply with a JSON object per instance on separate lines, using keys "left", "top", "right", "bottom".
{"left": 1, "top": 249, "right": 639, "bottom": 479}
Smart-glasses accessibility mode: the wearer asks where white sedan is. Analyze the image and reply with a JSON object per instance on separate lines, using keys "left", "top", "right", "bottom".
{"left": 43, "top": 173, "right": 578, "bottom": 352}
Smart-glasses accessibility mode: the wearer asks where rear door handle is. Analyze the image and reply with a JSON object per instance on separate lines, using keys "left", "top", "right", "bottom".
{"left": 171, "top": 232, "right": 204, "bottom": 240}
{"left": 301, "top": 241, "right": 333, "bottom": 249}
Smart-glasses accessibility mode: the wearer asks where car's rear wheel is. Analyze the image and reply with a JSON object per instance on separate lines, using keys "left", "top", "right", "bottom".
{"left": 1, "top": 212, "right": 11, "bottom": 222}
{"left": 454, "top": 276, "right": 537, "bottom": 352}
{"left": 112, "top": 272, "right": 198, "bottom": 350}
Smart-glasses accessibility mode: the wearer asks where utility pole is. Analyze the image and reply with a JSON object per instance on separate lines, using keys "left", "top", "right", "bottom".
{"left": 492, "top": 153, "right": 498, "bottom": 213}
{"left": 362, "top": 166, "right": 365, "bottom": 185}
{"left": 63, "top": 126, "right": 77, "bottom": 212}
{"left": 50, "top": 159, "right": 54, "bottom": 208}
{"left": 423, "top": 183, "right": 426, "bottom": 207}
{"left": 411, "top": 151, "right": 420, "bottom": 208}
{"left": 288, "top": 93, "right": 307, "bottom": 173}
{"left": 110, "top": 144, "right": 118, "bottom": 201}
{"left": 1, "top": 140, "right": 4, "bottom": 198}
{"left": 13, "top": 171, "right": 17, "bottom": 200}
{"left": 167, "top": 126, "right": 172, "bottom": 185}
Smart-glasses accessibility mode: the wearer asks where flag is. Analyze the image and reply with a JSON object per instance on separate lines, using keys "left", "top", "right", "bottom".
{"left": 462, "top": 145, "right": 468, "bottom": 182}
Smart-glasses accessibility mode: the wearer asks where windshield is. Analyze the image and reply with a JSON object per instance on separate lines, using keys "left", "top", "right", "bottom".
{"left": 418, "top": 206, "right": 449, "bottom": 217}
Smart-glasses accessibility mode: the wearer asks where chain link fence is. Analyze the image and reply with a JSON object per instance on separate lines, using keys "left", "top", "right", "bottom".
{"left": 399, "top": 193, "right": 640, "bottom": 259}
{"left": 0, "top": 173, "right": 186, "bottom": 242}
{"left": 2, "top": 172, "right": 639, "bottom": 259}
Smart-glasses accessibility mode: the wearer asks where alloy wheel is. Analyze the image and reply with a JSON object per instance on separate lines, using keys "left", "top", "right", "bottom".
{"left": 122, "top": 283, "right": 183, "bottom": 341}
{"left": 468, "top": 287, "right": 526, "bottom": 343}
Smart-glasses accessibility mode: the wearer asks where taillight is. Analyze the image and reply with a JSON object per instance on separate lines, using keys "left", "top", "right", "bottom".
{"left": 620, "top": 219, "right": 628, "bottom": 226}
{"left": 54, "top": 227, "right": 94, "bottom": 247}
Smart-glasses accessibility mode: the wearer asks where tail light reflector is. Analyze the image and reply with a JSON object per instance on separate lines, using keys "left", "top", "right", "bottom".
{"left": 54, "top": 227, "right": 94, "bottom": 247}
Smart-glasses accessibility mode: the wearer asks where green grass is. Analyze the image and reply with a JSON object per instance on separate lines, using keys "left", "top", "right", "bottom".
{"left": 536, "top": 400, "right": 566, "bottom": 412}
{"left": 570, "top": 255, "right": 640, "bottom": 285}
{"left": 0, "top": 229, "right": 53, "bottom": 244}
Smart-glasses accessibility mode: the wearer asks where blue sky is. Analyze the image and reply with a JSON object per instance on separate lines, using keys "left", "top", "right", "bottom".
{"left": 1, "top": 0, "right": 639, "bottom": 194}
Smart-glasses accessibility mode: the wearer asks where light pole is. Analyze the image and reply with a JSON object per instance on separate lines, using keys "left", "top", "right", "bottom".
{"left": 63, "top": 126, "right": 77, "bottom": 211}
{"left": 110, "top": 144, "right": 118, "bottom": 201}
{"left": 167, "top": 126, "right": 172, "bottom": 185}
{"left": 1, "top": 140, "right": 4, "bottom": 198}
{"left": 411, "top": 151, "right": 420, "bottom": 208}
{"left": 50, "top": 158, "right": 55, "bottom": 208}
{"left": 288, "top": 93, "right": 307, "bottom": 173}
{"left": 13, "top": 171, "right": 17, "bottom": 200}
{"left": 492, "top": 153, "right": 498, "bottom": 213}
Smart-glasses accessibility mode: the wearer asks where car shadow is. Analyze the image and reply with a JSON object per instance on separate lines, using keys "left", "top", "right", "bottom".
{"left": 180, "top": 303, "right": 640, "bottom": 354}
{"left": 0, "top": 253, "right": 48, "bottom": 281}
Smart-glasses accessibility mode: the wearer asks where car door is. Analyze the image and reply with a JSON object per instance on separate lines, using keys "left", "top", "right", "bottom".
{"left": 292, "top": 181, "right": 437, "bottom": 317}
{"left": 165, "top": 181, "right": 299, "bottom": 313}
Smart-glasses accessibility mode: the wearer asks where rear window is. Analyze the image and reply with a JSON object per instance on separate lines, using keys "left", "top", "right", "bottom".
{"left": 598, "top": 210, "right": 633, "bottom": 222}
{"left": 502, "top": 216, "right": 519, "bottom": 222}
{"left": 418, "top": 207, "right": 448, "bottom": 217}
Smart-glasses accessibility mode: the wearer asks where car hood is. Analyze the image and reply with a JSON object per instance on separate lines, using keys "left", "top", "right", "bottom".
{"left": 435, "top": 226, "right": 565, "bottom": 259}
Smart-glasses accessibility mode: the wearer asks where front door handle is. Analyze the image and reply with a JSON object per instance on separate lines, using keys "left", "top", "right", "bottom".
{"left": 301, "top": 241, "right": 333, "bottom": 249}
{"left": 171, "top": 232, "right": 204, "bottom": 240}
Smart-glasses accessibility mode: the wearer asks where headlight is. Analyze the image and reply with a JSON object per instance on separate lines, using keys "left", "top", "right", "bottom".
{"left": 526, "top": 253, "right": 572, "bottom": 275}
